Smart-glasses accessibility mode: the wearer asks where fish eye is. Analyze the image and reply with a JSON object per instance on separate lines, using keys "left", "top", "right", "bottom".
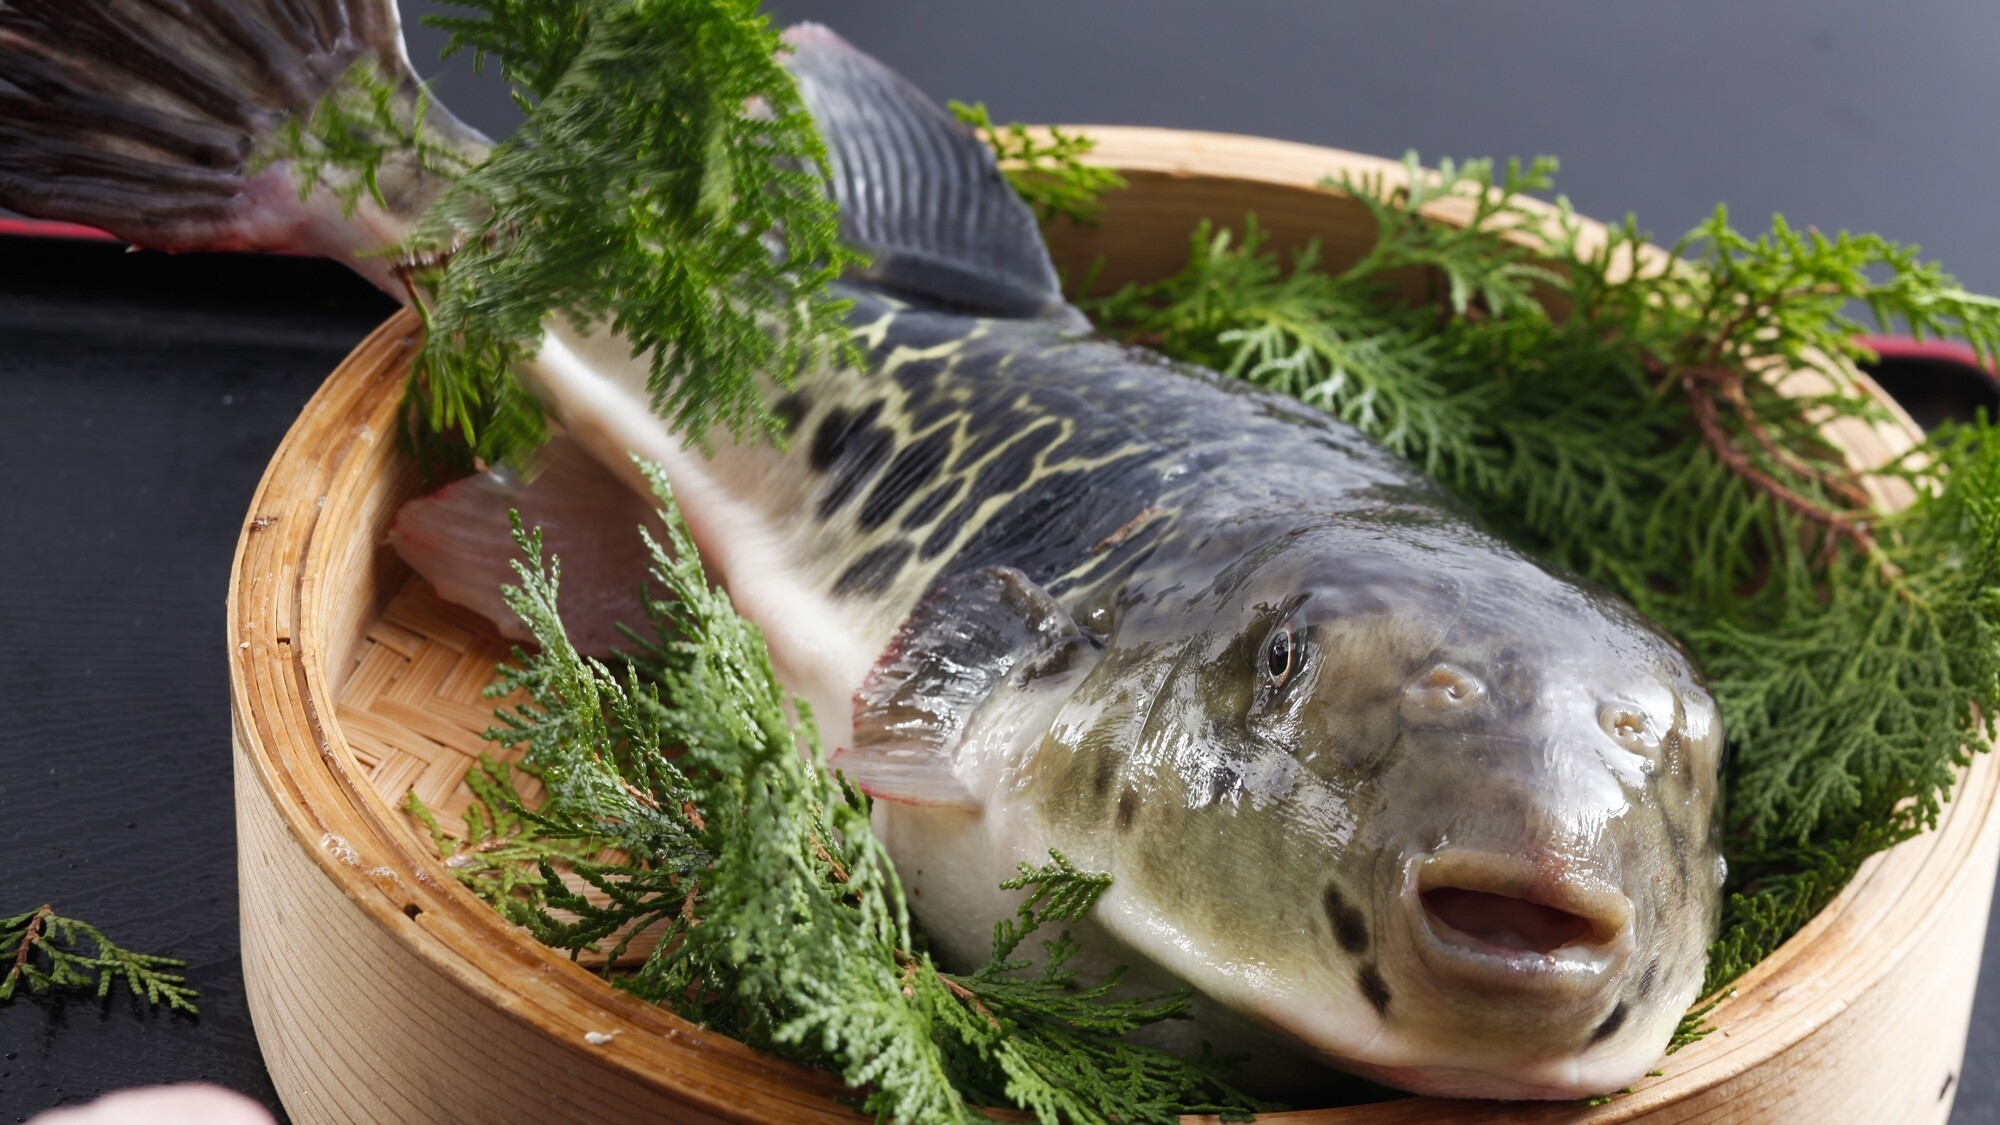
{"left": 1261, "top": 614, "right": 1305, "bottom": 689}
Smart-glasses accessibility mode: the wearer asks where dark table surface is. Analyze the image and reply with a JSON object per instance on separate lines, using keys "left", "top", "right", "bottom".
{"left": 6, "top": 2, "right": 2000, "bottom": 1120}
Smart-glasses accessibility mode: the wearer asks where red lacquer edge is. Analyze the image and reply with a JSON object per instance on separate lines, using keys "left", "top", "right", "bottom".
{"left": 0, "top": 218, "right": 117, "bottom": 242}
{"left": 1855, "top": 335, "right": 1996, "bottom": 374}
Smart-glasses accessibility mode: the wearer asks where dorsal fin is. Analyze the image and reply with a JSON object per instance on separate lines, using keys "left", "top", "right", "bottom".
{"left": 781, "top": 24, "right": 1069, "bottom": 320}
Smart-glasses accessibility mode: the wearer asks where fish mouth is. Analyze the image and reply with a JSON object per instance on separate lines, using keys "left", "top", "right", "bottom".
{"left": 1409, "top": 850, "right": 1632, "bottom": 992}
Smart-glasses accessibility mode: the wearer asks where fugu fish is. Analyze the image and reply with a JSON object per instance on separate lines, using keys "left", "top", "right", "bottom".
{"left": 0, "top": 0, "right": 1727, "bottom": 1100}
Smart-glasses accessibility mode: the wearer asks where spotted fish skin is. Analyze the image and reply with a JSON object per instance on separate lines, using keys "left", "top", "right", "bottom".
{"left": 774, "top": 286, "right": 1726, "bottom": 1099}
{"left": 523, "top": 233, "right": 1722, "bottom": 1097}
{"left": 501, "top": 32, "right": 1732, "bottom": 1101}
{"left": 785, "top": 288, "right": 1434, "bottom": 629}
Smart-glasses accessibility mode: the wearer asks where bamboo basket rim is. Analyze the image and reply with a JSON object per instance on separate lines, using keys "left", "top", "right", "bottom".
{"left": 227, "top": 128, "right": 1984, "bottom": 1123}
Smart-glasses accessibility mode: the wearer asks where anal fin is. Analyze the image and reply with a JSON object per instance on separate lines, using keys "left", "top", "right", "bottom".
{"left": 387, "top": 435, "right": 659, "bottom": 656}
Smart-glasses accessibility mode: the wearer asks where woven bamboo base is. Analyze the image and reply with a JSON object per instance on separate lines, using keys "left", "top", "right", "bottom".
{"left": 232, "top": 128, "right": 2000, "bottom": 1124}
{"left": 336, "top": 575, "right": 537, "bottom": 840}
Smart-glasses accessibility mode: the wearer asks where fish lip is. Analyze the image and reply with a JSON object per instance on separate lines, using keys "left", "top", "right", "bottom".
{"left": 1404, "top": 850, "right": 1634, "bottom": 993}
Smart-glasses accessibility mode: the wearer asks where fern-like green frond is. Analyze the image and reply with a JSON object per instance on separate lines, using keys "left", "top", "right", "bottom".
{"left": 255, "top": 58, "right": 476, "bottom": 220}
{"left": 398, "top": 0, "right": 863, "bottom": 468}
{"left": 1092, "top": 152, "right": 2000, "bottom": 1045}
{"left": 950, "top": 101, "right": 1128, "bottom": 226}
{"left": 1, "top": 906, "right": 198, "bottom": 1015}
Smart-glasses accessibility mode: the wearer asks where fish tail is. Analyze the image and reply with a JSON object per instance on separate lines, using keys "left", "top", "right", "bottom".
{"left": 0, "top": 0, "right": 488, "bottom": 292}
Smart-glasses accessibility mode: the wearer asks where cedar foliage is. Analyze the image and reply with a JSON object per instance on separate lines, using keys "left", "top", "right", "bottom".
{"left": 947, "top": 101, "right": 1128, "bottom": 226}
{"left": 400, "top": 0, "right": 862, "bottom": 467}
{"left": 0, "top": 905, "right": 198, "bottom": 1015}
{"left": 416, "top": 469, "right": 1264, "bottom": 1123}
{"left": 1085, "top": 153, "right": 2000, "bottom": 1011}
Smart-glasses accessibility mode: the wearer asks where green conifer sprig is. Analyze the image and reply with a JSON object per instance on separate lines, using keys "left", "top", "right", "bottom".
{"left": 256, "top": 59, "right": 476, "bottom": 221}
{"left": 1, "top": 905, "right": 198, "bottom": 1015}
{"left": 936, "top": 855, "right": 1265, "bottom": 1123}
{"left": 403, "top": 757, "right": 600, "bottom": 907}
{"left": 949, "top": 101, "right": 1128, "bottom": 226}
{"left": 1335, "top": 154, "right": 1566, "bottom": 320}
{"left": 486, "top": 518, "right": 708, "bottom": 871}
{"left": 416, "top": 468, "right": 1263, "bottom": 1122}
{"left": 398, "top": 0, "right": 863, "bottom": 468}
{"left": 1088, "top": 152, "right": 2000, "bottom": 1036}
{"left": 1089, "top": 215, "right": 1491, "bottom": 477}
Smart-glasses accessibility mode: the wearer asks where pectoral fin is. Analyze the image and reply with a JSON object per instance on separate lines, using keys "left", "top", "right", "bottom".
{"left": 839, "top": 567, "right": 1096, "bottom": 808}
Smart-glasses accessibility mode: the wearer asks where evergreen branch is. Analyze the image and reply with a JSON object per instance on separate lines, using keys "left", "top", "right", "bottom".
{"left": 255, "top": 59, "right": 474, "bottom": 220}
{"left": 933, "top": 854, "right": 1269, "bottom": 1123}
{"left": 403, "top": 757, "right": 601, "bottom": 909}
{"left": 486, "top": 515, "right": 707, "bottom": 871}
{"left": 1322, "top": 153, "right": 1564, "bottom": 320}
{"left": 1626, "top": 207, "right": 2000, "bottom": 581}
{"left": 433, "top": 467, "right": 1266, "bottom": 1122}
{"left": 1090, "top": 152, "right": 2000, "bottom": 1051}
{"left": 1085, "top": 217, "right": 1498, "bottom": 479}
{"left": 1672, "top": 360, "right": 1888, "bottom": 572}
{"left": 427, "top": 0, "right": 593, "bottom": 107}
{"left": 1, "top": 905, "right": 198, "bottom": 1015}
{"left": 400, "top": 0, "right": 864, "bottom": 469}
{"left": 950, "top": 101, "right": 1127, "bottom": 225}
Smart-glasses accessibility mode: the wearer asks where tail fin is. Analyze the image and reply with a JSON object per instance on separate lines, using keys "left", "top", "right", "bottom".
{"left": 0, "top": 0, "right": 487, "bottom": 291}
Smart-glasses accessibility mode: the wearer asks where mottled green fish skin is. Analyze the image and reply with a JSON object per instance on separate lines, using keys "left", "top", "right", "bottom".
{"left": 787, "top": 288, "right": 1429, "bottom": 610}
{"left": 793, "top": 285, "right": 1725, "bottom": 1098}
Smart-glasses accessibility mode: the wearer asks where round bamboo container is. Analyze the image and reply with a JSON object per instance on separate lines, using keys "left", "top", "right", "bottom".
{"left": 230, "top": 128, "right": 1996, "bottom": 1123}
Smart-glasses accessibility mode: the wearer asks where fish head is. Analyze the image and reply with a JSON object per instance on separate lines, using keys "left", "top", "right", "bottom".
{"left": 1054, "top": 514, "right": 1725, "bottom": 1098}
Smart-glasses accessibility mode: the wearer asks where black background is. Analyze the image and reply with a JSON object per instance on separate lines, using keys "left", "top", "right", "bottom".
{"left": 4, "top": 2, "right": 2000, "bottom": 1120}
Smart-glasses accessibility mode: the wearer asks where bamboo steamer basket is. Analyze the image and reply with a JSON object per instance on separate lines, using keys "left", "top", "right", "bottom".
{"left": 230, "top": 128, "right": 1997, "bottom": 1123}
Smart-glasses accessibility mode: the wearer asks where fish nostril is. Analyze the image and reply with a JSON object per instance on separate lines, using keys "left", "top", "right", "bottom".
{"left": 1402, "top": 662, "right": 1485, "bottom": 718}
{"left": 1600, "top": 704, "right": 1660, "bottom": 756}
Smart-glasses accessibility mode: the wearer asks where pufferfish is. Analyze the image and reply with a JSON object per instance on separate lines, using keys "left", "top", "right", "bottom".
{"left": 0, "top": 0, "right": 1725, "bottom": 1099}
